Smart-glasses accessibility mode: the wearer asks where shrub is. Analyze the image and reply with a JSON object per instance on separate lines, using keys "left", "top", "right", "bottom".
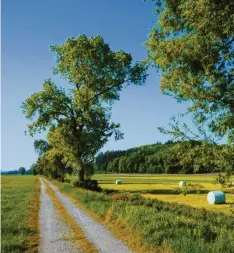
{"left": 73, "top": 179, "right": 84, "bottom": 188}
{"left": 111, "top": 193, "right": 131, "bottom": 201}
{"left": 57, "top": 176, "right": 65, "bottom": 182}
{"left": 102, "top": 188, "right": 119, "bottom": 195}
{"left": 110, "top": 193, "right": 144, "bottom": 204}
{"left": 64, "top": 178, "right": 71, "bottom": 183}
{"left": 173, "top": 183, "right": 204, "bottom": 195}
{"left": 72, "top": 179, "right": 102, "bottom": 192}
{"left": 215, "top": 172, "right": 232, "bottom": 188}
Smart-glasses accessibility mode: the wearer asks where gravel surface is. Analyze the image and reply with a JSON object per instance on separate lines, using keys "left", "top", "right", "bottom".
{"left": 44, "top": 178, "right": 133, "bottom": 253}
{"left": 39, "top": 179, "right": 81, "bottom": 253}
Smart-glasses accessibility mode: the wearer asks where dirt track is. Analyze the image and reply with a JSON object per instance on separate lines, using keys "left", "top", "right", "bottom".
{"left": 39, "top": 178, "right": 133, "bottom": 253}
{"left": 39, "top": 179, "right": 81, "bottom": 253}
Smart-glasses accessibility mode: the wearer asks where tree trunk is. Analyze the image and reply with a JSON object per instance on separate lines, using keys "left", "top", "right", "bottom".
{"left": 78, "top": 167, "right": 85, "bottom": 182}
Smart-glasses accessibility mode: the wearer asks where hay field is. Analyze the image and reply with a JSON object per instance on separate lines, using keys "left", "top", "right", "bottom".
{"left": 1, "top": 175, "right": 40, "bottom": 253}
{"left": 71, "top": 174, "right": 234, "bottom": 214}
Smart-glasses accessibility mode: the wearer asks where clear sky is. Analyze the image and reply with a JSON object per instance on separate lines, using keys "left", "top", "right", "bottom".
{"left": 2, "top": 0, "right": 190, "bottom": 171}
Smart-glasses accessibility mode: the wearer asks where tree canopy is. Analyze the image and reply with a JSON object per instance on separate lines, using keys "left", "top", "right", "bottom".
{"left": 146, "top": 0, "right": 234, "bottom": 144}
{"left": 18, "top": 167, "right": 26, "bottom": 175}
{"left": 22, "top": 35, "right": 147, "bottom": 181}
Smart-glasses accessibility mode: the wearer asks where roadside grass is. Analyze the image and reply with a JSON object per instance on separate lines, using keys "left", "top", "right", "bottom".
{"left": 69, "top": 174, "right": 234, "bottom": 214}
{"left": 1, "top": 175, "right": 40, "bottom": 253}
{"left": 51, "top": 179, "right": 163, "bottom": 253}
{"left": 51, "top": 180, "right": 234, "bottom": 253}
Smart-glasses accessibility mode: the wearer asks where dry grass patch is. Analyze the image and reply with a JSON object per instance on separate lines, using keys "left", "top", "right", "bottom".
{"left": 25, "top": 177, "right": 41, "bottom": 253}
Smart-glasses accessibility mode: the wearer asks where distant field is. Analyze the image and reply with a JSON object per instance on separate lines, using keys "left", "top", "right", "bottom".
{"left": 1, "top": 175, "right": 40, "bottom": 253}
{"left": 70, "top": 173, "right": 234, "bottom": 214}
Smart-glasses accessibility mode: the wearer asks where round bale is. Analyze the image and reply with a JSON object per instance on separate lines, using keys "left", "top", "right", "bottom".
{"left": 116, "top": 180, "right": 122, "bottom": 185}
{"left": 179, "top": 181, "right": 186, "bottom": 186}
{"left": 232, "top": 181, "right": 234, "bottom": 186}
{"left": 207, "top": 191, "right": 226, "bottom": 204}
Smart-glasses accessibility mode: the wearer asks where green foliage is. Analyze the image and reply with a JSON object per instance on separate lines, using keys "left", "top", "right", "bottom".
{"left": 215, "top": 172, "right": 232, "bottom": 188}
{"left": 18, "top": 167, "right": 26, "bottom": 175}
{"left": 33, "top": 139, "right": 73, "bottom": 179}
{"left": 72, "top": 179, "right": 102, "bottom": 192}
{"left": 95, "top": 141, "right": 233, "bottom": 174}
{"left": 63, "top": 178, "right": 71, "bottom": 183}
{"left": 174, "top": 183, "right": 204, "bottom": 196}
{"left": 34, "top": 139, "right": 49, "bottom": 156}
{"left": 22, "top": 35, "right": 147, "bottom": 181}
{"left": 1, "top": 170, "right": 19, "bottom": 175}
{"left": 146, "top": 0, "right": 234, "bottom": 144}
{"left": 28, "top": 163, "right": 39, "bottom": 175}
{"left": 58, "top": 183, "right": 234, "bottom": 253}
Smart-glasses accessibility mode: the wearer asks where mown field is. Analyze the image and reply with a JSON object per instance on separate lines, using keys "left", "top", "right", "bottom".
{"left": 1, "top": 175, "right": 40, "bottom": 253}
{"left": 70, "top": 173, "right": 234, "bottom": 214}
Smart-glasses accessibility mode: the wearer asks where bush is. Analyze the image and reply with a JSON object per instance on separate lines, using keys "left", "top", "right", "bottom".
{"left": 102, "top": 188, "right": 119, "bottom": 195}
{"left": 73, "top": 179, "right": 102, "bottom": 192}
{"left": 64, "top": 178, "right": 71, "bottom": 183}
{"left": 111, "top": 193, "right": 131, "bottom": 201}
{"left": 57, "top": 176, "right": 65, "bottom": 182}
{"left": 215, "top": 172, "right": 232, "bottom": 188}
{"left": 73, "top": 179, "right": 84, "bottom": 188}
{"left": 110, "top": 193, "right": 145, "bottom": 204}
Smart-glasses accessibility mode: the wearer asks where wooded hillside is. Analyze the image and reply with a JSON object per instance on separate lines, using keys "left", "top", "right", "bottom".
{"left": 94, "top": 141, "right": 233, "bottom": 174}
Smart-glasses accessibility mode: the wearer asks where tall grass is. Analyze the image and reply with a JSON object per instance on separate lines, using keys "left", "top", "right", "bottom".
{"left": 57, "top": 182, "right": 234, "bottom": 253}
{"left": 1, "top": 176, "right": 40, "bottom": 253}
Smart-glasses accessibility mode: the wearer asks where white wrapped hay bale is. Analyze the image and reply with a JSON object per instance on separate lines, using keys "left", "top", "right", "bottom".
{"left": 179, "top": 181, "right": 186, "bottom": 186}
{"left": 207, "top": 191, "right": 225, "bottom": 204}
{"left": 116, "top": 180, "right": 122, "bottom": 185}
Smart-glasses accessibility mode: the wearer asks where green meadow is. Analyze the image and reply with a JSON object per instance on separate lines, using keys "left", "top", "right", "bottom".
{"left": 1, "top": 175, "right": 40, "bottom": 253}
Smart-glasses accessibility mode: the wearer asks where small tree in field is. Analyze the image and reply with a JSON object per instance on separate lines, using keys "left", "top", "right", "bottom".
{"left": 22, "top": 35, "right": 147, "bottom": 181}
{"left": 18, "top": 167, "right": 26, "bottom": 175}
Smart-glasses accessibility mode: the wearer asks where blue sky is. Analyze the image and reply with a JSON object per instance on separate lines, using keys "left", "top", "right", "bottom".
{"left": 2, "top": 0, "right": 189, "bottom": 171}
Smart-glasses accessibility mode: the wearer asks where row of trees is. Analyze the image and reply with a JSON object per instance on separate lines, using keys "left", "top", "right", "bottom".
{"left": 95, "top": 141, "right": 234, "bottom": 174}
{"left": 1, "top": 167, "right": 31, "bottom": 175}
{"left": 24, "top": 1, "right": 233, "bottom": 179}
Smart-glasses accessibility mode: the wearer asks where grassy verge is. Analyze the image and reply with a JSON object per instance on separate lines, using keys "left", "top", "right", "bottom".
{"left": 52, "top": 179, "right": 234, "bottom": 253}
{"left": 1, "top": 175, "right": 40, "bottom": 253}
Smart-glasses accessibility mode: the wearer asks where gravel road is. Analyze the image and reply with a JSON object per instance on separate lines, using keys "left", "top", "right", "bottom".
{"left": 41, "top": 178, "right": 133, "bottom": 253}
{"left": 39, "top": 179, "right": 81, "bottom": 253}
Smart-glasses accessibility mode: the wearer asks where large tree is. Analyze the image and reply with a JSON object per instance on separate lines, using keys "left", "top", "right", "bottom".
{"left": 22, "top": 35, "right": 147, "bottom": 181}
{"left": 146, "top": 0, "right": 234, "bottom": 144}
